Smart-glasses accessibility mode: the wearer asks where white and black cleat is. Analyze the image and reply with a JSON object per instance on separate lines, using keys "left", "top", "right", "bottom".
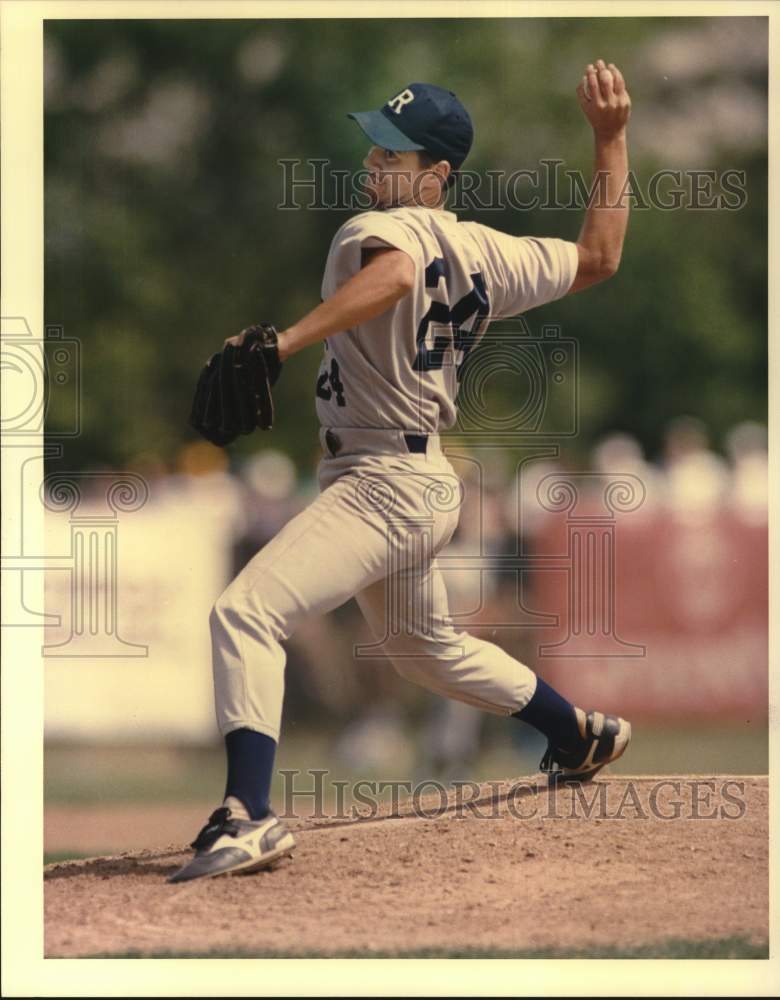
{"left": 540, "top": 708, "right": 631, "bottom": 783}
{"left": 168, "top": 807, "right": 296, "bottom": 884}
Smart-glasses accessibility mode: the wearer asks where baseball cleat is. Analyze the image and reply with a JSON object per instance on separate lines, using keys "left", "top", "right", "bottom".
{"left": 168, "top": 806, "right": 296, "bottom": 884}
{"left": 539, "top": 708, "right": 631, "bottom": 782}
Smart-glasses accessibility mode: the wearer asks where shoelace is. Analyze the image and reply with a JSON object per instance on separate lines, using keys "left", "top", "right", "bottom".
{"left": 539, "top": 739, "right": 591, "bottom": 774}
{"left": 190, "top": 807, "right": 240, "bottom": 850}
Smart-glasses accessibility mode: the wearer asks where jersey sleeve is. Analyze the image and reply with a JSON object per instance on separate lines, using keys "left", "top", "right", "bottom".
{"left": 322, "top": 212, "right": 422, "bottom": 296}
{"left": 474, "top": 227, "right": 579, "bottom": 319}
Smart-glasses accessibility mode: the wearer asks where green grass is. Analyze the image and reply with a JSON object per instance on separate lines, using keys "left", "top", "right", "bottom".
{"left": 44, "top": 851, "right": 96, "bottom": 865}
{"left": 85, "top": 937, "right": 768, "bottom": 960}
{"left": 44, "top": 733, "right": 336, "bottom": 805}
{"left": 603, "top": 723, "right": 768, "bottom": 777}
{"left": 44, "top": 724, "right": 768, "bottom": 807}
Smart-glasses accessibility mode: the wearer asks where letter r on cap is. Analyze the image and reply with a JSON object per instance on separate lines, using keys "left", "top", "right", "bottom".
{"left": 387, "top": 89, "right": 415, "bottom": 114}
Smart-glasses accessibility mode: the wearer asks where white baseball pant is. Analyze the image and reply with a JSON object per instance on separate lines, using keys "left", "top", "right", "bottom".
{"left": 210, "top": 428, "right": 538, "bottom": 740}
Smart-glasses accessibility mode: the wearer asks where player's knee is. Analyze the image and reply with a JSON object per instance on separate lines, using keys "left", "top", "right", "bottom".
{"left": 210, "top": 580, "right": 283, "bottom": 646}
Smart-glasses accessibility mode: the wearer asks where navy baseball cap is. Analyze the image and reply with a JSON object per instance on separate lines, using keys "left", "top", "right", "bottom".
{"left": 348, "top": 83, "right": 474, "bottom": 170}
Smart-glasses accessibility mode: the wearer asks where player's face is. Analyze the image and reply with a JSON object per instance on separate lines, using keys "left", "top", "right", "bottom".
{"left": 362, "top": 146, "right": 441, "bottom": 209}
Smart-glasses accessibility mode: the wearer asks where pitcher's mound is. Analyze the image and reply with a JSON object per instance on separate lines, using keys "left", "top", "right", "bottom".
{"left": 44, "top": 775, "right": 768, "bottom": 958}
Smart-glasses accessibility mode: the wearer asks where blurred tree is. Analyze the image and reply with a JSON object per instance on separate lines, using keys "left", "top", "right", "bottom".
{"left": 44, "top": 17, "right": 767, "bottom": 472}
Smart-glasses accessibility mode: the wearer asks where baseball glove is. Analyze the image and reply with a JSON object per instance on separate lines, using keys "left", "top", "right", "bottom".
{"left": 189, "top": 323, "right": 282, "bottom": 446}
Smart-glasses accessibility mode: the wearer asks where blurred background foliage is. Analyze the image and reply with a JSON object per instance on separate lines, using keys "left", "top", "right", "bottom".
{"left": 44, "top": 17, "right": 767, "bottom": 473}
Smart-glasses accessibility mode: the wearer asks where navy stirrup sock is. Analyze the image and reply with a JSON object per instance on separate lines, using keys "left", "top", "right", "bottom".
{"left": 513, "top": 677, "right": 580, "bottom": 750}
{"left": 224, "top": 728, "right": 277, "bottom": 820}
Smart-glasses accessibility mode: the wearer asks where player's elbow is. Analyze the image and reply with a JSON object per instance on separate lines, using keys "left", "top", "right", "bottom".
{"left": 599, "top": 253, "right": 621, "bottom": 280}
{"left": 571, "top": 244, "right": 621, "bottom": 292}
{"left": 585, "top": 244, "right": 621, "bottom": 281}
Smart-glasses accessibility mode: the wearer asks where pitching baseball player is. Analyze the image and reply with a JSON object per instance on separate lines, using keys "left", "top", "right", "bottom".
{"left": 172, "top": 61, "right": 632, "bottom": 883}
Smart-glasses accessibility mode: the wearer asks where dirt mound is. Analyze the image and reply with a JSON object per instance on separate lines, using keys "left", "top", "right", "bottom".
{"left": 44, "top": 775, "right": 768, "bottom": 958}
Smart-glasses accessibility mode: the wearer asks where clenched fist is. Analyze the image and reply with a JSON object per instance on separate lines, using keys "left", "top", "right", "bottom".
{"left": 577, "top": 59, "right": 631, "bottom": 140}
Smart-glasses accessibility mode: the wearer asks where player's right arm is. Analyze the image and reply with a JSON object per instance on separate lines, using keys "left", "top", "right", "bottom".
{"left": 568, "top": 59, "right": 632, "bottom": 294}
{"left": 465, "top": 60, "right": 631, "bottom": 320}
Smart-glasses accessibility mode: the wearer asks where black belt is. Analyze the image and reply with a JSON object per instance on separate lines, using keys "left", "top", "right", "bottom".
{"left": 404, "top": 433, "right": 428, "bottom": 454}
{"left": 324, "top": 430, "right": 428, "bottom": 457}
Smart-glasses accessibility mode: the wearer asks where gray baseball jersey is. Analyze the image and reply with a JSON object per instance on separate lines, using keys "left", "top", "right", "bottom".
{"left": 315, "top": 206, "right": 578, "bottom": 433}
{"left": 212, "top": 207, "right": 579, "bottom": 744}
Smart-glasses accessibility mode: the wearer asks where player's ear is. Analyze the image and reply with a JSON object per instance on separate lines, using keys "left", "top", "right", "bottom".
{"left": 419, "top": 158, "right": 451, "bottom": 201}
{"left": 434, "top": 160, "right": 452, "bottom": 186}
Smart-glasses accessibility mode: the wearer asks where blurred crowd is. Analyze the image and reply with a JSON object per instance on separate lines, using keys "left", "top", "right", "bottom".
{"left": 154, "top": 414, "right": 769, "bottom": 541}
{"left": 116, "top": 416, "right": 765, "bottom": 777}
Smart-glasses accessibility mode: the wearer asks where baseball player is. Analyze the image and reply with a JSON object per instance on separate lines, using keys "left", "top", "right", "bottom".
{"left": 171, "top": 61, "right": 632, "bottom": 883}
